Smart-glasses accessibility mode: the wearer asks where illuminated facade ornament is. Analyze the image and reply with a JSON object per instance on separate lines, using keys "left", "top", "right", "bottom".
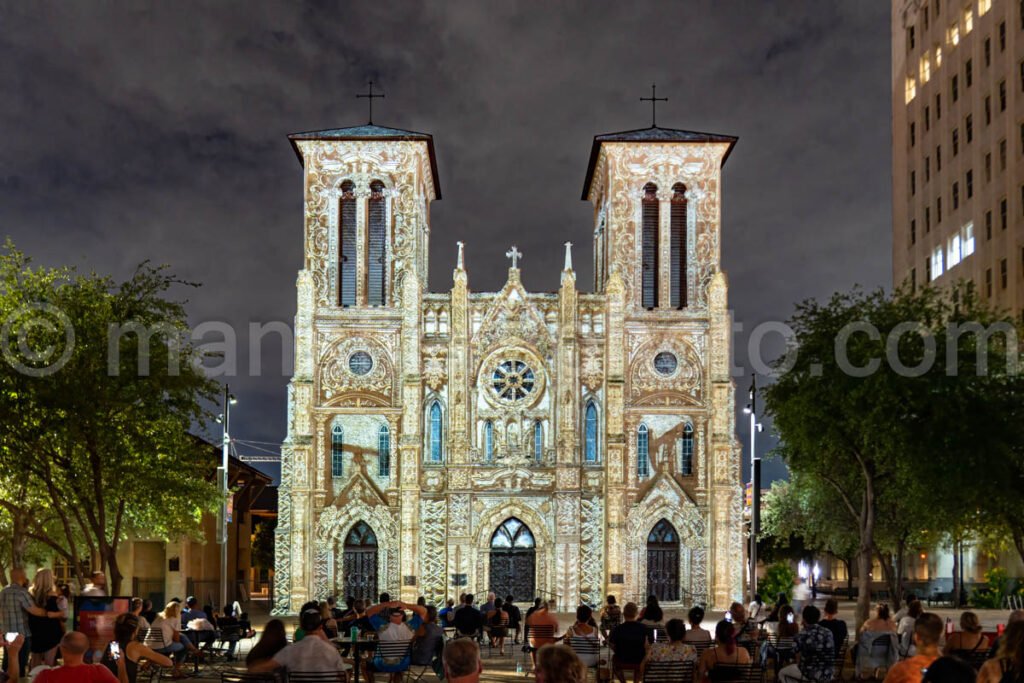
{"left": 274, "top": 122, "right": 743, "bottom": 614}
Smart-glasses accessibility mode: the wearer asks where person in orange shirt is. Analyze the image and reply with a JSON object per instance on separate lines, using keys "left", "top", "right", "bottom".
{"left": 882, "top": 612, "right": 943, "bottom": 683}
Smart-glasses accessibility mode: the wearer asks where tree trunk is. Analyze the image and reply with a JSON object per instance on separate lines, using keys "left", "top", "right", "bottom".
{"left": 877, "top": 549, "right": 898, "bottom": 610}
{"left": 842, "top": 557, "right": 854, "bottom": 599}
{"left": 894, "top": 538, "right": 906, "bottom": 611}
{"left": 951, "top": 540, "right": 961, "bottom": 607}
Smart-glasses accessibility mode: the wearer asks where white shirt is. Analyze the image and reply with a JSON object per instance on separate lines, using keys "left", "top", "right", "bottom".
{"left": 151, "top": 616, "right": 180, "bottom": 646}
{"left": 272, "top": 636, "right": 349, "bottom": 673}
{"left": 80, "top": 585, "right": 107, "bottom": 597}
{"left": 378, "top": 623, "right": 414, "bottom": 642}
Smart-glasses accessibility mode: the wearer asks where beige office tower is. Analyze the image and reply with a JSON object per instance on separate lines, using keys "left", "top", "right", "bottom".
{"left": 893, "top": 0, "right": 1024, "bottom": 318}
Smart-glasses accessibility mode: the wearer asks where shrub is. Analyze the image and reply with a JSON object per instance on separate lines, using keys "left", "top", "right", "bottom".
{"left": 971, "top": 567, "right": 1010, "bottom": 609}
{"left": 761, "top": 562, "right": 797, "bottom": 605}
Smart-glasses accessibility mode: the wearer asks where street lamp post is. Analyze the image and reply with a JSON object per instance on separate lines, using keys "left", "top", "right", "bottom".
{"left": 744, "top": 375, "right": 763, "bottom": 601}
{"left": 218, "top": 385, "right": 237, "bottom": 613}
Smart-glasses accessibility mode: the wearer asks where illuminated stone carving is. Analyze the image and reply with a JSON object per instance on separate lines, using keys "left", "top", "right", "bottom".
{"left": 275, "top": 124, "right": 743, "bottom": 614}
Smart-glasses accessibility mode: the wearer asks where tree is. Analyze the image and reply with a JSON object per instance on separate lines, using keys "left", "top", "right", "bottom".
{"left": 0, "top": 243, "right": 220, "bottom": 593}
{"left": 760, "top": 478, "right": 860, "bottom": 596}
{"left": 764, "top": 283, "right": 1024, "bottom": 627}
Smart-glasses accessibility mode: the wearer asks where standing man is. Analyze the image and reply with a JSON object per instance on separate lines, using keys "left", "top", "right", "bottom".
{"left": 0, "top": 568, "right": 62, "bottom": 677}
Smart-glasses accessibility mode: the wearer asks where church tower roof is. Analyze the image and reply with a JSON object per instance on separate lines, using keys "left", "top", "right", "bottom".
{"left": 288, "top": 124, "right": 442, "bottom": 198}
{"left": 581, "top": 125, "right": 738, "bottom": 200}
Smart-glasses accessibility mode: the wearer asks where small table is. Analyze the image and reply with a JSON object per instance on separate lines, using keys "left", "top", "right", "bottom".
{"left": 331, "top": 636, "right": 377, "bottom": 683}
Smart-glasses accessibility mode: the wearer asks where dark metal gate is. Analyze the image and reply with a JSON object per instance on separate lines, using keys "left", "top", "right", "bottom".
{"left": 343, "top": 521, "right": 378, "bottom": 603}
{"left": 488, "top": 518, "right": 536, "bottom": 601}
{"left": 647, "top": 519, "right": 680, "bottom": 602}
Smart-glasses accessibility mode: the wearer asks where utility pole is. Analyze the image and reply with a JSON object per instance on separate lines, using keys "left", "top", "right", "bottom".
{"left": 744, "top": 375, "right": 762, "bottom": 601}
{"left": 218, "top": 385, "right": 237, "bottom": 612}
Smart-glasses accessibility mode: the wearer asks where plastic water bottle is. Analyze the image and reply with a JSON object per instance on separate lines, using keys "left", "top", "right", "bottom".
{"left": 945, "top": 618, "right": 954, "bottom": 636}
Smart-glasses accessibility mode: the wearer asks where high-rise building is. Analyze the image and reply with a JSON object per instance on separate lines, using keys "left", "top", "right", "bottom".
{"left": 893, "top": 0, "right": 1023, "bottom": 319}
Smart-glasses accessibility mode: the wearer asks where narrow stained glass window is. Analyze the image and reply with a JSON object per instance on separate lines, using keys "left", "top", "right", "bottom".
{"left": 331, "top": 424, "right": 344, "bottom": 477}
{"left": 378, "top": 425, "right": 390, "bottom": 477}
{"left": 585, "top": 402, "right": 598, "bottom": 463}
{"left": 638, "top": 424, "right": 650, "bottom": 479}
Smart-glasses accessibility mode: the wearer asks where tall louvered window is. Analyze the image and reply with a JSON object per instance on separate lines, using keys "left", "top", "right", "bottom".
{"left": 584, "top": 401, "right": 598, "bottom": 463}
{"left": 378, "top": 425, "right": 390, "bottom": 477}
{"left": 484, "top": 421, "right": 494, "bottom": 462}
{"left": 670, "top": 183, "right": 688, "bottom": 308}
{"left": 637, "top": 423, "right": 650, "bottom": 478}
{"left": 641, "top": 183, "right": 659, "bottom": 309}
{"left": 680, "top": 422, "right": 694, "bottom": 475}
{"left": 534, "top": 421, "right": 543, "bottom": 462}
{"left": 368, "top": 180, "right": 387, "bottom": 305}
{"left": 339, "top": 181, "right": 357, "bottom": 306}
{"left": 429, "top": 402, "right": 443, "bottom": 462}
{"left": 331, "top": 424, "right": 344, "bottom": 477}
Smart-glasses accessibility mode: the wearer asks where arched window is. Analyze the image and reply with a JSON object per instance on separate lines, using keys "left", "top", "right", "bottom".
{"left": 368, "top": 180, "right": 387, "bottom": 306}
{"left": 637, "top": 423, "right": 650, "bottom": 479}
{"left": 484, "top": 420, "right": 494, "bottom": 462}
{"left": 680, "top": 422, "right": 694, "bottom": 476}
{"left": 378, "top": 425, "right": 390, "bottom": 478}
{"left": 331, "top": 423, "right": 344, "bottom": 477}
{"left": 670, "top": 183, "right": 687, "bottom": 309}
{"left": 339, "top": 181, "right": 356, "bottom": 307}
{"left": 584, "top": 401, "right": 598, "bottom": 463}
{"left": 534, "top": 420, "right": 543, "bottom": 462}
{"left": 642, "top": 183, "right": 659, "bottom": 309}
{"left": 429, "top": 401, "right": 443, "bottom": 462}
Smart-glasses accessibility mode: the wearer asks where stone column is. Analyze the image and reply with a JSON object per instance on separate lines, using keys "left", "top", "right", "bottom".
{"left": 603, "top": 271, "right": 627, "bottom": 599}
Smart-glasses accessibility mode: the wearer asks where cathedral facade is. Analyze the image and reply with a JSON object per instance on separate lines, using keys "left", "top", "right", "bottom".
{"left": 273, "top": 121, "right": 744, "bottom": 614}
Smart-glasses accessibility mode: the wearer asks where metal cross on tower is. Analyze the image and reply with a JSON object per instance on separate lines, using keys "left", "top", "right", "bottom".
{"left": 505, "top": 245, "right": 522, "bottom": 269}
{"left": 356, "top": 80, "right": 385, "bottom": 125}
{"left": 640, "top": 83, "right": 668, "bottom": 128}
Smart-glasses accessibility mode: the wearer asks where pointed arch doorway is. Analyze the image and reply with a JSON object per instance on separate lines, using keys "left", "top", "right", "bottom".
{"left": 647, "top": 519, "right": 680, "bottom": 602}
{"left": 343, "top": 521, "right": 378, "bottom": 603}
{"left": 488, "top": 518, "right": 536, "bottom": 600}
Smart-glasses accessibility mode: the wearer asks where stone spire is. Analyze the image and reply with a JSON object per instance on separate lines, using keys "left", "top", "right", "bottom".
{"left": 563, "top": 242, "right": 574, "bottom": 272}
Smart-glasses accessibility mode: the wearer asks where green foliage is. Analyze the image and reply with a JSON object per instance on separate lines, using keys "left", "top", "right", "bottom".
{"left": 0, "top": 241, "right": 220, "bottom": 591}
{"left": 761, "top": 562, "right": 797, "bottom": 604}
{"left": 971, "top": 567, "right": 1011, "bottom": 609}
{"left": 763, "top": 282, "right": 1024, "bottom": 625}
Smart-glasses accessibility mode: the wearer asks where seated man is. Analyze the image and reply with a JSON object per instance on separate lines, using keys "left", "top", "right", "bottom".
{"left": 364, "top": 601, "right": 428, "bottom": 682}
{"left": 453, "top": 595, "right": 484, "bottom": 638}
{"left": 443, "top": 638, "right": 483, "bottom": 683}
{"left": 609, "top": 602, "right": 649, "bottom": 683}
{"left": 778, "top": 605, "right": 835, "bottom": 683}
{"left": 882, "top": 613, "right": 942, "bottom": 683}
{"left": 34, "top": 632, "right": 118, "bottom": 682}
{"left": 526, "top": 600, "right": 560, "bottom": 671}
{"left": 180, "top": 597, "right": 217, "bottom": 651}
{"left": 249, "top": 608, "right": 349, "bottom": 675}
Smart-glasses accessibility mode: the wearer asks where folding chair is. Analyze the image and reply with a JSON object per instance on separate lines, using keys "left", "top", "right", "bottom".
{"left": 833, "top": 642, "right": 848, "bottom": 681}
{"left": 220, "top": 673, "right": 283, "bottom": 683}
{"left": 643, "top": 659, "right": 695, "bottom": 683}
{"left": 288, "top": 672, "right": 350, "bottom": 683}
{"left": 368, "top": 640, "right": 413, "bottom": 682}
{"left": 567, "top": 636, "right": 603, "bottom": 682}
{"left": 404, "top": 636, "right": 444, "bottom": 682}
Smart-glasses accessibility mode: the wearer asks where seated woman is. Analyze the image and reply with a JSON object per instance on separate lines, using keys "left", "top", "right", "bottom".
{"left": 564, "top": 605, "right": 602, "bottom": 669}
{"left": 319, "top": 601, "right": 339, "bottom": 639}
{"left": 978, "top": 621, "right": 1024, "bottom": 683}
{"left": 896, "top": 600, "right": 923, "bottom": 656}
{"left": 102, "top": 613, "right": 173, "bottom": 683}
{"left": 410, "top": 606, "right": 445, "bottom": 674}
{"left": 765, "top": 593, "right": 790, "bottom": 623}
{"left": 486, "top": 598, "right": 510, "bottom": 656}
{"left": 150, "top": 602, "right": 200, "bottom": 678}
{"left": 945, "top": 611, "right": 988, "bottom": 656}
{"left": 640, "top": 618, "right": 696, "bottom": 679}
{"left": 245, "top": 619, "right": 288, "bottom": 672}
{"left": 638, "top": 597, "right": 664, "bottom": 641}
{"left": 854, "top": 604, "right": 899, "bottom": 679}
{"left": 599, "top": 596, "right": 623, "bottom": 643}
{"left": 684, "top": 606, "right": 712, "bottom": 644}
{"left": 697, "top": 621, "right": 751, "bottom": 682}
{"left": 765, "top": 605, "right": 799, "bottom": 669}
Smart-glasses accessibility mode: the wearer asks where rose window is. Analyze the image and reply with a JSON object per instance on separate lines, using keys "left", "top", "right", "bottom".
{"left": 491, "top": 360, "right": 536, "bottom": 401}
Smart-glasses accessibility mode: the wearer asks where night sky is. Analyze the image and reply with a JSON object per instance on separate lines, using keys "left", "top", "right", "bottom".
{"left": 0, "top": 2, "right": 892, "bottom": 483}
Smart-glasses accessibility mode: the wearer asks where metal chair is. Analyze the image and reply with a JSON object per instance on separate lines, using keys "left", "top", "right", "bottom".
{"left": 566, "top": 636, "right": 603, "bottom": 681}
{"left": 287, "top": 672, "right": 350, "bottom": 682}
{"left": 643, "top": 659, "right": 695, "bottom": 683}
{"left": 369, "top": 639, "right": 413, "bottom": 679}
{"left": 833, "top": 642, "right": 848, "bottom": 681}
{"left": 711, "top": 663, "right": 763, "bottom": 683}
{"left": 220, "top": 673, "right": 283, "bottom": 683}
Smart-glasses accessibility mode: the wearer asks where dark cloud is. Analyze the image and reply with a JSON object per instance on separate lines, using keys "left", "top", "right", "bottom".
{"left": 0, "top": 1, "right": 891, "bottom": 484}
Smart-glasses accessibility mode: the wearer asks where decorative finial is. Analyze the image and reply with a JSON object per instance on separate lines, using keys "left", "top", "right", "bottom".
{"left": 640, "top": 83, "right": 668, "bottom": 128}
{"left": 563, "top": 242, "right": 574, "bottom": 271}
{"left": 505, "top": 245, "right": 522, "bottom": 269}
{"left": 456, "top": 241, "right": 465, "bottom": 270}
{"left": 356, "top": 80, "right": 385, "bottom": 125}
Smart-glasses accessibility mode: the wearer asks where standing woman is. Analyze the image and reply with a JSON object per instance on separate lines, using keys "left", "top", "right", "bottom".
{"left": 27, "top": 569, "right": 64, "bottom": 666}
